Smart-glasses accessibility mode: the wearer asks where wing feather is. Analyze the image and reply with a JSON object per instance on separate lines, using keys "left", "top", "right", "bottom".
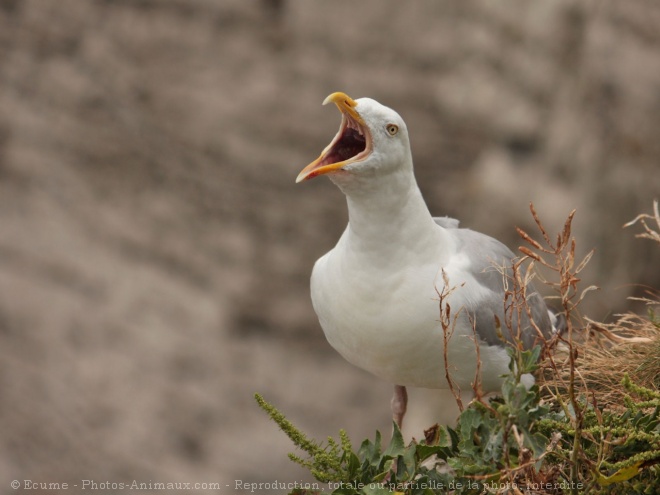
{"left": 443, "top": 226, "right": 552, "bottom": 349}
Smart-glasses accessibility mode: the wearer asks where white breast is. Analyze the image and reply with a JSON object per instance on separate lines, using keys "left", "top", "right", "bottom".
{"left": 310, "top": 243, "right": 511, "bottom": 390}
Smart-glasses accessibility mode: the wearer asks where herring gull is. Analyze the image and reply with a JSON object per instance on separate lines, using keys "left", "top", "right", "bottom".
{"left": 297, "top": 92, "right": 553, "bottom": 427}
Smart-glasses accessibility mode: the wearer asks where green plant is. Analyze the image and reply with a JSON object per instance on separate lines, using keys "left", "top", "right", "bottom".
{"left": 255, "top": 203, "right": 660, "bottom": 494}
{"left": 255, "top": 344, "right": 553, "bottom": 494}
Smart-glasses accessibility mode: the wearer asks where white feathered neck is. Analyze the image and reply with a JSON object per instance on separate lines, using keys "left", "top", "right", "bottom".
{"left": 329, "top": 161, "right": 452, "bottom": 265}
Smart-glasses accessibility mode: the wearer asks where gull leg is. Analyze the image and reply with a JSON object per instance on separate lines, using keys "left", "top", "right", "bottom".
{"left": 391, "top": 385, "right": 408, "bottom": 429}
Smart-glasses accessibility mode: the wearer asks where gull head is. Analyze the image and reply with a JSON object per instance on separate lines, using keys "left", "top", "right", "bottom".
{"left": 296, "top": 92, "right": 411, "bottom": 184}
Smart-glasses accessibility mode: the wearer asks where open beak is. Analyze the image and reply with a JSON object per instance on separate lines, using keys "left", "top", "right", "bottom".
{"left": 296, "top": 92, "right": 372, "bottom": 183}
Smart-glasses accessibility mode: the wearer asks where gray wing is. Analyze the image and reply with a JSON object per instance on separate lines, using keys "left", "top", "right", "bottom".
{"left": 444, "top": 226, "right": 553, "bottom": 350}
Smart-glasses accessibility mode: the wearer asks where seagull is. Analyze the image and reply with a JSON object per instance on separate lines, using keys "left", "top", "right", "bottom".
{"left": 296, "top": 92, "right": 553, "bottom": 428}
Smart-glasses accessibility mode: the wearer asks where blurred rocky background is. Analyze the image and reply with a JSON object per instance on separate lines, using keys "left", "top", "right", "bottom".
{"left": 1, "top": 0, "right": 659, "bottom": 492}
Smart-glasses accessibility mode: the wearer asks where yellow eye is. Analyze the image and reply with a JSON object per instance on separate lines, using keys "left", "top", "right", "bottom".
{"left": 386, "top": 124, "right": 399, "bottom": 136}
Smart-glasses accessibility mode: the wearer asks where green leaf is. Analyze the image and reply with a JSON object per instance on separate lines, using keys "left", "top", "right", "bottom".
{"left": 416, "top": 444, "right": 449, "bottom": 462}
{"left": 597, "top": 461, "right": 643, "bottom": 486}
{"left": 458, "top": 408, "right": 482, "bottom": 440}
{"left": 436, "top": 424, "right": 451, "bottom": 447}
{"left": 446, "top": 426, "right": 459, "bottom": 449}
{"left": 372, "top": 468, "right": 390, "bottom": 483}
{"left": 383, "top": 422, "right": 405, "bottom": 458}
{"left": 345, "top": 451, "right": 361, "bottom": 478}
{"left": 483, "top": 429, "right": 503, "bottom": 462}
{"left": 520, "top": 427, "right": 548, "bottom": 457}
{"left": 373, "top": 430, "right": 382, "bottom": 454}
{"left": 358, "top": 432, "right": 382, "bottom": 467}
{"left": 520, "top": 345, "right": 541, "bottom": 373}
{"left": 501, "top": 378, "right": 515, "bottom": 405}
{"left": 400, "top": 441, "right": 417, "bottom": 479}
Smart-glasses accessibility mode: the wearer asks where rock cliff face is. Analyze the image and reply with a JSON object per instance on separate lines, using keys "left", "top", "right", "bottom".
{"left": 1, "top": 0, "right": 658, "bottom": 487}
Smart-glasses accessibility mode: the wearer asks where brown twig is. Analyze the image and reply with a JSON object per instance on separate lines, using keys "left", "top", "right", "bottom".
{"left": 436, "top": 269, "right": 465, "bottom": 412}
{"left": 624, "top": 199, "right": 660, "bottom": 244}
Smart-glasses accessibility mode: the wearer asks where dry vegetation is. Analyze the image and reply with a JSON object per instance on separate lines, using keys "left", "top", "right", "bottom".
{"left": 538, "top": 201, "right": 660, "bottom": 409}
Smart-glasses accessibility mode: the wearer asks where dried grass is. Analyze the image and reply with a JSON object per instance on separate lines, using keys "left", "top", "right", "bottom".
{"left": 512, "top": 200, "right": 660, "bottom": 491}
{"left": 537, "top": 199, "right": 660, "bottom": 411}
{"left": 539, "top": 304, "right": 659, "bottom": 410}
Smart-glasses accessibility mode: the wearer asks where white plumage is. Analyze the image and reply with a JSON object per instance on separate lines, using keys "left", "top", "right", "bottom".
{"left": 297, "top": 93, "right": 552, "bottom": 426}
